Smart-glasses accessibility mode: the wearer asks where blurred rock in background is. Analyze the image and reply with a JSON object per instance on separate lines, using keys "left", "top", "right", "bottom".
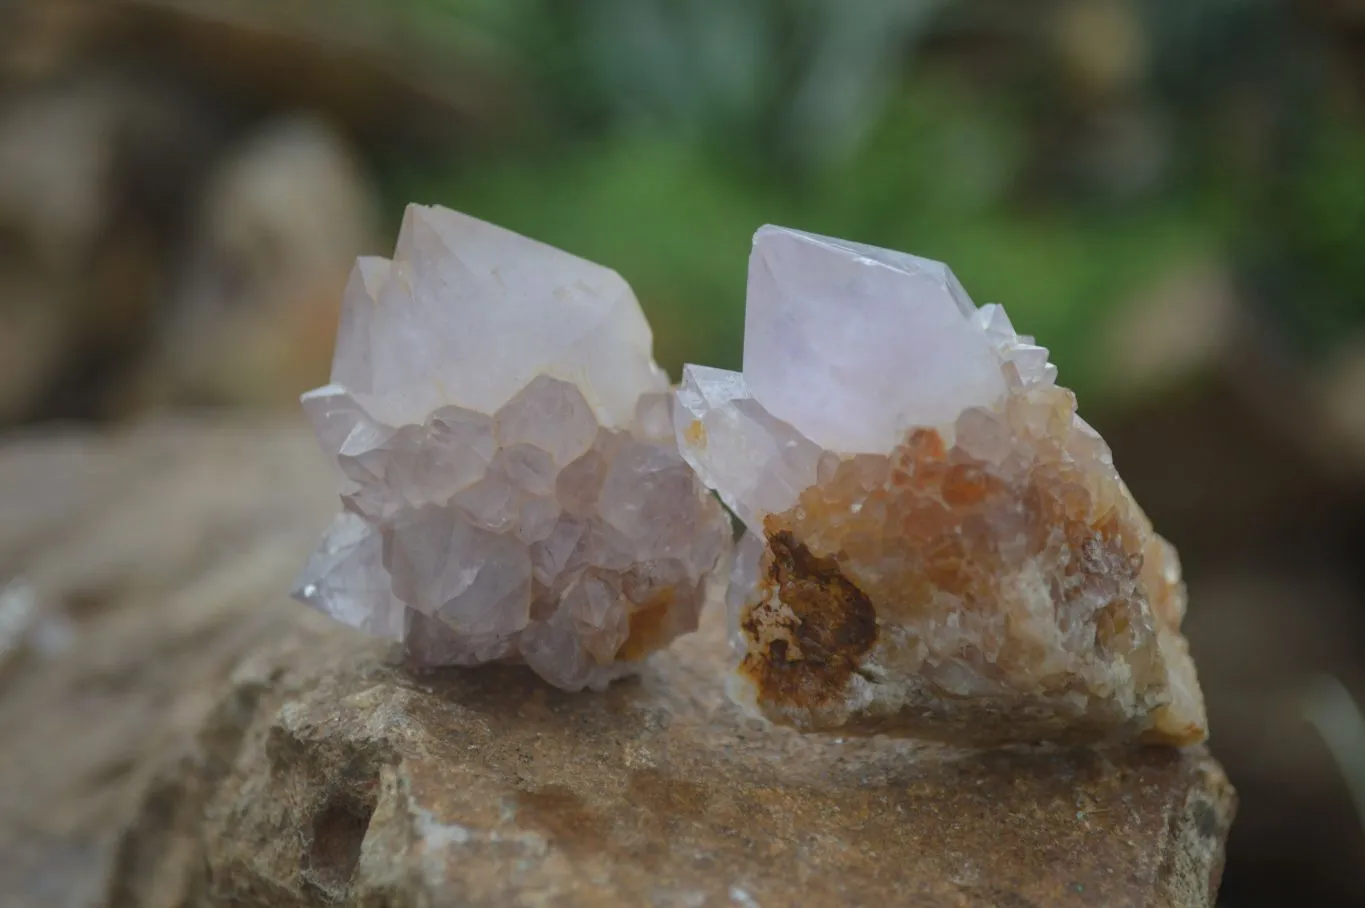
{"left": 1, "top": 1, "right": 1364, "bottom": 905}
{"left": 1091, "top": 262, "right": 1365, "bottom": 905}
{"left": 130, "top": 115, "right": 377, "bottom": 411}
{"left": 0, "top": 0, "right": 507, "bottom": 422}
{"left": 0, "top": 73, "right": 223, "bottom": 423}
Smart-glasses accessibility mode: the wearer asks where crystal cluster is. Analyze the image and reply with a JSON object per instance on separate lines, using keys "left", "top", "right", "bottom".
{"left": 295, "top": 205, "right": 731, "bottom": 690}
{"left": 676, "top": 225, "right": 1207, "bottom": 745}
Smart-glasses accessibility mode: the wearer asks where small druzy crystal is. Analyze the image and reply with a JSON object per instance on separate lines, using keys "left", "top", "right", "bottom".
{"left": 676, "top": 225, "right": 1207, "bottom": 746}
{"left": 295, "top": 205, "right": 731, "bottom": 691}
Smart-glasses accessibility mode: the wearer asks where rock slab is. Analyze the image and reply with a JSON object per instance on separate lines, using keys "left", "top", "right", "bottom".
{"left": 0, "top": 419, "right": 1235, "bottom": 907}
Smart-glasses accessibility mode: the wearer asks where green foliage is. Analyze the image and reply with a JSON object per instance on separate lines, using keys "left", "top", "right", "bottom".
{"left": 1291, "top": 119, "right": 1365, "bottom": 299}
{"left": 384, "top": 75, "right": 1213, "bottom": 388}
{"left": 377, "top": 0, "right": 1357, "bottom": 384}
{"left": 416, "top": 0, "right": 950, "bottom": 173}
{"left": 1240, "top": 111, "right": 1365, "bottom": 356}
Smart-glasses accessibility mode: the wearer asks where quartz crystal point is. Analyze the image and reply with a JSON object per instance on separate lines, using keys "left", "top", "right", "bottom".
{"left": 676, "top": 225, "right": 1207, "bottom": 745}
{"left": 294, "top": 205, "right": 731, "bottom": 691}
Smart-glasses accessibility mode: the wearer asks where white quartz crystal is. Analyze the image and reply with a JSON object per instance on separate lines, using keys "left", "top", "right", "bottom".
{"left": 294, "top": 512, "right": 406, "bottom": 641}
{"left": 295, "top": 205, "right": 731, "bottom": 691}
{"left": 744, "top": 225, "right": 1008, "bottom": 454}
{"left": 681, "top": 227, "right": 1059, "bottom": 534}
{"left": 330, "top": 206, "right": 665, "bottom": 429}
{"left": 673, "top": 365, "right": 820, "bottom": 528}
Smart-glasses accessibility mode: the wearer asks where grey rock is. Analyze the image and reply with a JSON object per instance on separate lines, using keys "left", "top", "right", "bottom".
{"left": 0, "top": 419, "right": 1235, "bottom": 907}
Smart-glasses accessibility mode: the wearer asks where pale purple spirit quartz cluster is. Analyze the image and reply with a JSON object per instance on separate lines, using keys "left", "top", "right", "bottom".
{"left": 294, "top": 205, "right": 731, "bottom": 691}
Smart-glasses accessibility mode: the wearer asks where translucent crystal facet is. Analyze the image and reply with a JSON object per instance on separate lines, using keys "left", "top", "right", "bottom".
{"left": 677, "top": 225, "right": 1207, "bottom": 745}
{"left": 295, "top": 205, "right": 731, "bottom": 691}
{"left": 745, "top": 225, "right": 1006, "bottom": 453}
{"left": 328, "top": 206, "right": 665, "bottom": 429}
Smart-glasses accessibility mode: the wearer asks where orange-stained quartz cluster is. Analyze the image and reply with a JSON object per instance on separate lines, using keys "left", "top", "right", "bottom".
{"left": 733, "top": 383, "right": 1207, "bottom": 746}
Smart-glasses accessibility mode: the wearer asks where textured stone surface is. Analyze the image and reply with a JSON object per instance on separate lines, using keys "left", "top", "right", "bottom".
{"left": 299, "top": 205, "right": 731, "bottom": 689}
{"left": 678, "top": 226, "right": 1206, "bottom": 746}
{"left": 0, "top": 419, "right": 1233, "bottom": 907}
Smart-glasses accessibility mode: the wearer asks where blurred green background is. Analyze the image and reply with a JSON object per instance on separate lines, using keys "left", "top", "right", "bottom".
{"left": 4, "top": 0, "right": 1365, "bottom": 416}
{"left": 2, "top": 1, "right": 1365, "bottom": 905}
{"left": 389, "top": 0, "right": 1365, "bottom": 391}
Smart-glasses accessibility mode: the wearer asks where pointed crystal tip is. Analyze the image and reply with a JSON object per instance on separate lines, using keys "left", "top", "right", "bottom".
{"left": 296, "top": 206, "right": 733, "bottom": 691}
{"left": 675, "top": 227, "right": 1203, "bottom": 746}
{"left": 328, "top": 204, "right": 665, "bottom": 430}
{"left": 744, "top": 225, "right": 1007, "bottom": 453}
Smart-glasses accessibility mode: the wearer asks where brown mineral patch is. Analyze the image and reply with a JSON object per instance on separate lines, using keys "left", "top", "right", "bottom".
{"left": 1141, "top": 720, "right": 1205, "bottom": 748}
{"left": 739, "top": 526, "right": 878, "bottom": 711}
{"left": 684, "top": 418, "right": 707, "bottom": 448}
{"left": 615, "top": 588, "right": 676, "bottom": 661}
{"left": 941, "top": 463, "right": 992, "bottom": 507}
{"left": 734, "top": 387, "right": 1208, "bottom": 744}
{"left": 625, "top": 768, "right": 710, "bottom": 820}
{"left": 514, "top": 784, "right": 609, "bottom": 857}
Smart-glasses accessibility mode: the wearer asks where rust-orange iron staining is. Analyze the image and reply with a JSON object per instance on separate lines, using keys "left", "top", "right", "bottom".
{"left": 733, "top": 386, "right": 1205, "bottom": 746}
{"left": 739, "top": 528, "right": 878, "bottom": 712}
